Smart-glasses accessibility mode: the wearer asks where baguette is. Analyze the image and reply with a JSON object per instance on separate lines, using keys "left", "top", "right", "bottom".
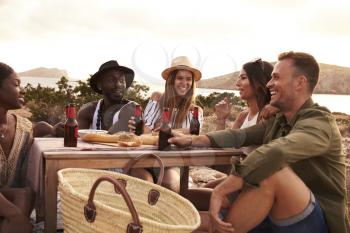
{"left": 118, "top": 133, "right": 142, "bottom": 147}
{"left": 140, "top": 134, "right": 158, "bottom": 145}
{"left": 81, "top": 133, "right": 120, "bottom": 143}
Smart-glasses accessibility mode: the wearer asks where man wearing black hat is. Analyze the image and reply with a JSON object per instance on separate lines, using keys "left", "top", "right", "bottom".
{"left": 77, "top": 60, "right": 137, "bottom": 133}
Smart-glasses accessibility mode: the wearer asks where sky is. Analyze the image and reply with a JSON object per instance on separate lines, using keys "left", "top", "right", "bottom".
{"left": 1, "top": 0, "right": 350, "bottom": 85}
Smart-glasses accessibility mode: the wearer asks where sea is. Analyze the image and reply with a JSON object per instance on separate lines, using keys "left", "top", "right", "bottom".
{"left": 20, "top": 77, "right": 350, "bottom": 115}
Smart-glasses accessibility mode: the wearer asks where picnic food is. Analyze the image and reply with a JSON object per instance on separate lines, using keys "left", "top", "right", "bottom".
{"left": 117, "top": 133, "right": 142, "bottom": 147}
{"left": 81, "top": 132, "right": 120, "bottom": 143}
{"left": 139, "top": 134, "right": 158, "bottom": 145}
{"left": 81, "top": 131, "right": 157, "bottom": 147}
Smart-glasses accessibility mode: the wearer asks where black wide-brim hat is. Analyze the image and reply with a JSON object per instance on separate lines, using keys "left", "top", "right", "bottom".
{"left": 90, "top": 60, "right": 135, "bottom": 94}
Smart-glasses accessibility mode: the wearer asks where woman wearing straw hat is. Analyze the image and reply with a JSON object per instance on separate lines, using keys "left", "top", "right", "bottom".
{"left": 129, "top": 56, "right": 203, "bottom": 193}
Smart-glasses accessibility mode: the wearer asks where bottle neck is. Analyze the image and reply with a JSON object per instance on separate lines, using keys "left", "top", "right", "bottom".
{"left": 135, "top": 106, "right": 142, "bottom": 118}
{"left": 66, "top": 106, "right": 76, "bottom": 119}
{"left": 192, "top": 107, "right": 198, "bottom": 119}
{"left": 162, "top": 110, "right": 170, "bottom": 124}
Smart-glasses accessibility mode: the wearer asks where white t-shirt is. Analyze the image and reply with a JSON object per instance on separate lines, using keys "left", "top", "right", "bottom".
{"left": 90, "top": 99, "right": 134, "bottom": 129}
{"left": 143, "top": 100, "right": 203, "bottom": 130}
{"left": 240, "top": 112, "right": 259, "bottom": 154}
{"left": 240, "top": 112, "right": 258, "bottom": 129}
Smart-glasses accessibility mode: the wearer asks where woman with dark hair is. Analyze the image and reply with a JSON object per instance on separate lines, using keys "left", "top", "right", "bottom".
{"left": 215, "top": 58, "right": 274, "bottom": 132}
{"left": 129, "top": 56, "right": 203, "bottom": 192}
{"left": 0, "top": 62, "right": 61, "bottom": 233}
{"left": 205, "top": 59, "right": 275, "bottom": 188}
{"left": 0, "top": 62, "right": 34, "bottom": 233}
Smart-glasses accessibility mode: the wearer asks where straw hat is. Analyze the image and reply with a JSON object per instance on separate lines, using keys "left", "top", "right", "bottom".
{"left": 161, "top": 56, "right": 202, "bottom": 81}
{"left": 90, "top": 60, "right": 134, "bottom": 94}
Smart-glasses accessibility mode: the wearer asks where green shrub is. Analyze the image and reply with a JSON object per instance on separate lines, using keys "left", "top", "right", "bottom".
{"left": 24, "top": 77, "right": 245, "bottom": 125}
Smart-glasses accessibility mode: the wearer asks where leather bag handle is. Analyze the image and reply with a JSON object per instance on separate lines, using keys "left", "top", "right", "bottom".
{"left": 123, "top": 153, "right": 164, "bottom": 186}
{"left": 84, "top": 176, "right": 142, "bottom": 233}
{"left": 123, "top": 153, "right": 164, "bottom": 205}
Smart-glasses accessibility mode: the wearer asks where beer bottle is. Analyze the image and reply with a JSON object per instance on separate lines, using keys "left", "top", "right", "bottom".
{"left": 189, "top": 106, "right": 200, "bottom": 135}
{"left": 64, "top": 103, "right": 78, "bottom": 147}
{"left": 158, "top": 108, "right": 172, "bottom": 150}
{"left": 134, "top": 104, "right": 144, "bottom": 136}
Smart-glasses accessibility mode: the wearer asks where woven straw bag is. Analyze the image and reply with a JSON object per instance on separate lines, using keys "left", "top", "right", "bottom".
{"left": 58, "top": 153, "right": 201, "bottom": 233}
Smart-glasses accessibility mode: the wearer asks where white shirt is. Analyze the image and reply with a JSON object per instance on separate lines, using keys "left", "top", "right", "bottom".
{"left": 240, "top": 112, "right": 259, "bottom": 154}
{"left": 240, "top": 112, "right": 258, "bottom": 129}
{"left": 90, "top": 99, "right": 134, "bottom": 129}
{"left": 143, "top": 100, "right": 203, "bottom": 130}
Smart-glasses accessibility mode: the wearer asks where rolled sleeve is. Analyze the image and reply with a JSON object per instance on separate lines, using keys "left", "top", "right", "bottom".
{"left": 233, "top": 115, "right": 332, "bottom": 190}
{"left": 206, "top": 121, "right": 267, "bottom": 148}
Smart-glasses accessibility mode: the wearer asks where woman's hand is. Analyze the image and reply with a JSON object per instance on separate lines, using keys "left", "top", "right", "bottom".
{"left": 259, "top": 104, "right": 279, "bottom": 122}
{"left": 215, "top": 97, "right": 231, "bottom": 121}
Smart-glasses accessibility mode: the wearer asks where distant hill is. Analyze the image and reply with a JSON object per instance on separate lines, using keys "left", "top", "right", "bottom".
{"left": 19, "top": 67, "right": 68, "bottom": 79}
{"left": 197, "top": 63, "right": 350, "bottom": 95}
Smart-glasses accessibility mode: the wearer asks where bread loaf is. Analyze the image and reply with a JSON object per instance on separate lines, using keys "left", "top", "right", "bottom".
{"left": 81, "top": 133, "right": 120, "bottom": 143}
{"left": 140, "top": 134, "right": 158, "bottom": 145}
{"left": 118, "top": 133, "right": 142, "bottom": 147}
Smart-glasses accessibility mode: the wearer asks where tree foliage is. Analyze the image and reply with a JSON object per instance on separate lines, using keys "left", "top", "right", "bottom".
{"left": 24, "top": 76, "right": 149, "bottom": 124}
{"left": 24, "top": 77, "right": 244, "bottom": 124}
{"left": 196, "top": 92, "right": 245, "bottom": 110}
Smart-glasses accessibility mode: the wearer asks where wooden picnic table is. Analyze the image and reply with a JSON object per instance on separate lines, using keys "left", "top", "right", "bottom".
{"left": 27, "top": 137, "right": 242, "bottom": 233}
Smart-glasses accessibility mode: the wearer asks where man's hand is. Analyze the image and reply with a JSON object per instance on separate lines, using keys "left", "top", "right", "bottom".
{"left": 128, "top": 116, "right": 136, "bottom": 133}
{"left": 209, "top": 190, "right": 234, "bottom": 233}
{"left": 168, "top": 131, "right": 192, "bottom": 148}
{"left": 169, "top": 132, "right": 212, "bottom": 148}
{"left": 208, "top": 175, "right": 244, "bottom": 233}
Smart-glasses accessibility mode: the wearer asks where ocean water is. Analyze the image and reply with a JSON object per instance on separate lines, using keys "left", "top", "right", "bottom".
{"left": 20, "top": 76, "right": 350, "bottom": 115}
{"left": 196, "top": 88, "right": 350, "bottom": 115}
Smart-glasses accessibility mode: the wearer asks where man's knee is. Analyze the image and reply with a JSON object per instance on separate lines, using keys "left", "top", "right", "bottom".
{"left": 259, "top": 166, "right": 297, "bottom": 189}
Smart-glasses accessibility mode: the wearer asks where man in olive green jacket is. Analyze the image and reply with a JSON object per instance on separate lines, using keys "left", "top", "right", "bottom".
{"left": 170, "top": 52, "right": 349, "bottom": 233}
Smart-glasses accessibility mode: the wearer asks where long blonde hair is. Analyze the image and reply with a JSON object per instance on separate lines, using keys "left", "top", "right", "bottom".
{"left": 159, "top": 70, "right": 196, "bottom": 128}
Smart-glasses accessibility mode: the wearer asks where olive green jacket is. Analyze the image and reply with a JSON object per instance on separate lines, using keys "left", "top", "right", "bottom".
{"left": 207, "top": 99, "right": 349, "bottom": 233}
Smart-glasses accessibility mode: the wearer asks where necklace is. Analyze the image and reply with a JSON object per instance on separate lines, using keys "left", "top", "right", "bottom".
{"left": 0, "top": 115, "right": 8, "bottom": 139}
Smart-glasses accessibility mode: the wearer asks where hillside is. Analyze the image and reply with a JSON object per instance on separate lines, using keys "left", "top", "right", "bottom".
{"left": 197, "top": 63, "right": 350, "bottom": 95}
{"left": 19, "top": 67, "right": 68, "bottom": 79}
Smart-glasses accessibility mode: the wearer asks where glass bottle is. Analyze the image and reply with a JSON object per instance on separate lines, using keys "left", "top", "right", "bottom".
{"left": 158, "top": 108, "right": 172, "bottom": 150}
{"left": 189, "top": 106, "right": 200, "bottom": 135}
{"left": 64, "top": 103, "right": 78, "bottom": 147}
{"left": 134, "top": 104, "right": 144, "bottom": 136}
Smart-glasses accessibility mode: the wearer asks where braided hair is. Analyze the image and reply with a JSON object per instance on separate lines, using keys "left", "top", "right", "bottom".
{"left": 96, "top": 100, "right": 104, "bottom": 130}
